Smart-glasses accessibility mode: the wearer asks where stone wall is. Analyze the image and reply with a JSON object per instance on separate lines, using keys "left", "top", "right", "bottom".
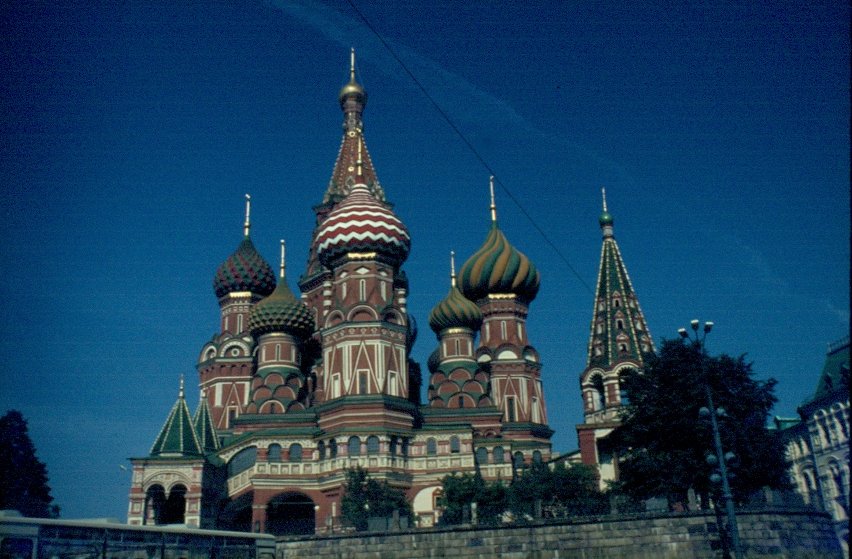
{"left": 276, "top": 508, "right": 842, "bottom": 559}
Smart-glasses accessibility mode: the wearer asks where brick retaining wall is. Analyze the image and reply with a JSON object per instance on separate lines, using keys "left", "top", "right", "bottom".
{"left": 276, "top": 508, "right": 841, "bottom": 559}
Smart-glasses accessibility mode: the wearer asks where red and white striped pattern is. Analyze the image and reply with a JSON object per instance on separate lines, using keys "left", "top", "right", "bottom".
{"left": 315, "top": 183, "right": 410, "bottom": 266}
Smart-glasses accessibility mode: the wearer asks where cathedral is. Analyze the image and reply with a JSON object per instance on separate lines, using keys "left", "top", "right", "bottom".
{"left": 127, "top": 52, "right": 652, "bottom": 534}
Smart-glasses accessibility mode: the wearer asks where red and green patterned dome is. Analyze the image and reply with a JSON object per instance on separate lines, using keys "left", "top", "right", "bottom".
{"left": 429, "top": 283, "right": 482, "bottom": 334}
{"left": 314, "top": 182, "right": 410, "bottom": 267}
{"left": 213, "top": 236, "right": 276, "bottom": 298}
{"left": 458, "top": 222, "right": 540, "bottom": 303}
{"left": 248, "top": 279, "right": 315, "bottom": 339}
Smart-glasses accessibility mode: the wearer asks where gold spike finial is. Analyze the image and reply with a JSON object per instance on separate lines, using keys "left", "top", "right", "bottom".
{"left": 350, "top": 47, "right": 356, "bottom": 83}
{"left": 450, "top": 250, "right": 457, "bottom": 287}
{"left": 243, "top": 194, "right": 251, "bottom": 237}
{"left": 489, "top": 176, "right": 497, "bottom": 222}
{"left": 602, "top": 187, "right": 608, "bottom": 213}
{"left": 279, "top": 239, "right": 286, "bottom": 280}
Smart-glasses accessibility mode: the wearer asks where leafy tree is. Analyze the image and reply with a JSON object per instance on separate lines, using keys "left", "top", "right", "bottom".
{"left": 0, "top": 410, "right": 60, "bottom": 518}
{"left": 610, "top": 338, "right": 789, "bottom": 508}
{"left": 340, "top": 467, "right": 411, "bottom": 531}
{"left": 509, "top": 461, "right": 608, "bottom": 519}
{"left": 438, "top": 472, "right": 507, "bottom": 526}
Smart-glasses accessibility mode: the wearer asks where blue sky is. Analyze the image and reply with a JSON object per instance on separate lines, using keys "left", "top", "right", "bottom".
{"left": 0, "top": 1, "right": 848, "bottom": 520}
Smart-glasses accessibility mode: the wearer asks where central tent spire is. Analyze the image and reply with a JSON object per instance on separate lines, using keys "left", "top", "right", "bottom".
{"left": 321, "top": 48, "right": 385, "bottom": 207}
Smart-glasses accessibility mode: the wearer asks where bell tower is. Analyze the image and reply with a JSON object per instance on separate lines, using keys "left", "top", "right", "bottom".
{"left": 577, "top": 189, "right": 655, "bottom": 483}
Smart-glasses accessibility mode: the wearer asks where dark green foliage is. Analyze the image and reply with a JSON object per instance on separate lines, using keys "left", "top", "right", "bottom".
{"left": 340, "top": 467, "right": 411, "bottom": 531}
{"left": 0, "top": 410, "right": 59, "bottom": 518}
{"left": 510, "top": 462, "right": 608, "bottom": 519}
{"left": 610, "top": 338, "right": 790, "bottom": 508}
{"left": 438, "top": 472, "right": 507, "bottom": 526}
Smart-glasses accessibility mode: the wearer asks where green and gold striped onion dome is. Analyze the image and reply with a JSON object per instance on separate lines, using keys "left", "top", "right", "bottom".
{"left": 213, "top": 237, "right": 276, "bottom": 298}
{"left": 428, "top": 284, "right": 483, "bottom": 334}
{"left": 458, "top": 222, "right": 540, "bottom": 303}
{"left": 248, "top": 280, "right": 315, "bottom": 340}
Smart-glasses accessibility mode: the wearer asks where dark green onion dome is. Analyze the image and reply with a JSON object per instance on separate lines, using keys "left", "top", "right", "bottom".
{"left": 248, "top": 278, "right": 315, "bottom": 339}
{"left": 213, "top": 236, "right": 276, "bottom": 298}
{"left": 599, "top": 210, "right": 614, "bottom": 227}
{"left": 458, "top": 222, "right": 540, "bottom": 303}
{"left": 429, "top": 283, "right": 483, "bottom": 334}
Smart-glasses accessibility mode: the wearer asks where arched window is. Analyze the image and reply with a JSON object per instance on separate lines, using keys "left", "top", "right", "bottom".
{"left": 450, "top": 436, "right": 461, "bottom": 453}
{"left": 592, "top": 375, "right": 606, "bottom": 411}
{"left": 426, "top": 438, "right": 437, "bottom": 456}
{"left": 367, "top": 436, "right": 380, "bottom": 454}
{"left": 493, "top": 446, "right": 505, "bottom": 464}
{"left": 348, "top": 436, "right": 361, "bottom": 457}
{"left": 329, "top": 439, "right": 338, "bottom": 458}
{"left": 476, "top": 447, "right": 489, "bottom": 465}
{"left": 317, "top": 441, "right": 326, "bottom": 460}
{"left": 289, "top": 443, "right": 302, "bottom": 462}
{"left": 458, "top": 395, "right": 465, "bottom": 408}
{"left": 616, "top": 319, "right": 624, "bottom": 330}
{"left": 513, "top": 451, "right": 524, "bottom": 468}
{"left": 389, "top": 436, "right": 398, "bottom": 456}
{"left": 532, "top": 450, "right": 542, "bottom": 463}
{"left": 359, "top": 279, "right": 366, "bottom": 301}
{"left": 267, "top": 444, "right": 282, "bottom": 463}
{"left": 401, "top": 438, "right": 409, "bottom": 457}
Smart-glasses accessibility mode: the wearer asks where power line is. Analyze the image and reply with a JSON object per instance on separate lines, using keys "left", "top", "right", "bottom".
{"left": 344, "top": 0, "right": 594, "bottom": 295}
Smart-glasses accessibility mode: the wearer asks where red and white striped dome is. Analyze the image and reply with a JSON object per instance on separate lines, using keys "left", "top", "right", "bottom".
{"left": 315, "top": 182, "right": 410, "bottom": 267}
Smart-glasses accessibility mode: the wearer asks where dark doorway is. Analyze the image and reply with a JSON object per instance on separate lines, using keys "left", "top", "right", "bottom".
{"left": 219, "top": 492, "right": 253, "bottom": 533}
{"left": 266, "top": 493, "right": 315, "bottom": 536}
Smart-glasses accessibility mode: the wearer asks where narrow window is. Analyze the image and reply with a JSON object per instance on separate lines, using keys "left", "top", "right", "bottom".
{"left": 318, "top": 441, "right": 326, "bottom": 460}
{"left": 388, "top": 372, "right": 397, "bottom": 396}
{"left": 359, "top": 372, "right": 368, "bottom": 394}
{"left": 275, "top": 344, "right": 281, "bottom": 360}
{"left": 458, "top": 395, "right": 465, "bottom": 408}
{"left": 342, "top": 282, "right": 347, "bottom": 300}
{"left": 329, "top": 439, "right": 338, "bottom": 458}
{"left": 484, "top": 323, "right": 490, "bottom": 341}
{"left": 348, "top": 436, "right": 361, "bottom": 457}
{"left": 616, "top": 319, "right": 624, "bottom": 330}
{"left": 267, "top": 444, "right": 281, "bottom": 463}
{"left": 493, "top": 446, "right": 505, "bottom": 464}
{"left": 237, "top": 314, "right": 244, "bottom": 332}
{"left": 289, "top": 443, "right": 302, "bottom": 462}
{"left": 367, "top": 436, "right": 379, "bottom": 454}
{"left": 592, "top": 376, "right": 605, "bottom": 411}
{"left": 476, "top": 447, "right": 489, "bottom": 465}
{"left": 359, "top": 279, "right": 366, "bottom": 301}
{"left": 389, "top": 436, "right": 398, "bottom": 456}
{"left": 454, "top": 339, "right": 461, "bottom": 355}
{"left": 507, "top": 397, "right": 516, "bottom": 422}
{"left": 380, "top": 281, "right": 387, "bottom": 300}
{"left": 500, "top": 320, "right": 507, "bottom": 339}
{"left": 450, "top": 436, "right": 460, "bottom": 453}
{"left": 427, "top": 438, "right": 437, "bottom": 455}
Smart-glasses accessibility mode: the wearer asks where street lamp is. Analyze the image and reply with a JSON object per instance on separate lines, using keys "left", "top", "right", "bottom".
{"left": 679, "top": 320, "right": 743, "bottom": 559}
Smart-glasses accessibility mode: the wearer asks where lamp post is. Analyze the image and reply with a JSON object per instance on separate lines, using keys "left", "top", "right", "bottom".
{"left": 678, "top": 320, "right": 743, "bottom": 559}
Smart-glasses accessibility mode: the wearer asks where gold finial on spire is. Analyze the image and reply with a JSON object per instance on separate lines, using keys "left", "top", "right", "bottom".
{"left": 179, "top": 375, "right": 185, "bottom": 399}
{"left": 243, "top": 194, "right": 252, "bottom": 237}
{"left": 489, "top": 175, "right": 497, "bottom": 222}
{"left": 602, "top": 187, "right": 608, "bottom": 213}
{"left": 450, "top": 250, "right": 457, "bottom": 287}
{"left": 279, "top": 239, "right": 286, "bottom": 280}
{"left": 350, "top": 47, "right": 356, "bottom": 83}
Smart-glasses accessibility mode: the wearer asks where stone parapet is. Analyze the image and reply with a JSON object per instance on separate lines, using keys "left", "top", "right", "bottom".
{"left": 276, "top": 508, "right": 841, "bottom": 559}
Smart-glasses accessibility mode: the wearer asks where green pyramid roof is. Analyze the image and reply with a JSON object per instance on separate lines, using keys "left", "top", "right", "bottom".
{"left": 150, "top": 380, "right": 203, "bottom": 458}
{"left": 193, "top": 391, "right": 220, "bottom": 453}
{"left": 584, "top": 193, "right": 655, "bottom": 372}
{"left": 807, "top": 336, "right": 849, "bottom": 404}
